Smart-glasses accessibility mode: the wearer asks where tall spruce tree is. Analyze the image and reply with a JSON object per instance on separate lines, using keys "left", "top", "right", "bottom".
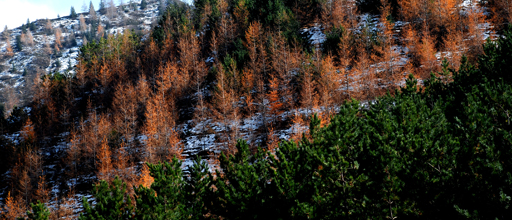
{"left": 140, "top": 0, "right": 147, "bottom": 10}
{"left": 26, "top": 201, "right": 51, "bottom": 220}
{"left": 99, "top": 0, "right": 107, "bottom": 14}
{"left": 70, "top": 6, "right": 77, "bottom": 19}
{"left": 80, "top": 177, "right": 134, "bottom": 219}
{"left": 89, "top": 1, "right": 97, "bottom": 19}
{"left": 15, "top": 35, "right": 22, "bottom": 51}
{"left": 27, "top": 19, "right": 35, "bottom": 31}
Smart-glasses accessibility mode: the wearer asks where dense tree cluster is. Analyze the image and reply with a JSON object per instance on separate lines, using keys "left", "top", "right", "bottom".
{"left": 1, "top": 0, "right": 509, "bottom": 218}
{"left": 73, "top": 28, "right": 512, "bottom": 219}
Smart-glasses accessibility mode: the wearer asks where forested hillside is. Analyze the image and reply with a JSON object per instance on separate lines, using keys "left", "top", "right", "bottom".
{"left": 0, "top": 0, "right": 175, "bottom": 111}
{"left": 1, "top": 0, "right": 512, "bottom": 219}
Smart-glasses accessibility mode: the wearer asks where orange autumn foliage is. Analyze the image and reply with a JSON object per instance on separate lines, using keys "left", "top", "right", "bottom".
{"left": 96, "top": 137, "right": 113, "bottom": 182}
{"left": 267, "top": 73, "right": 284, "bottom": 125}
{"left": 143, "top": 93, "right": 182, "bottom": 163}
{"left": 318, "top": 55, "right": 341, "bottom": 116}
{"left": 138, "top": 163, "right": 154, "bottom": 188}
{"left": 418, "top": 33, "right": 438, "bottom": 78}
{"left": 300, "top": 62, "right": 318, "bottom": 116}
{"left": 2, "top": 192, "right": 25, "bottom": 219}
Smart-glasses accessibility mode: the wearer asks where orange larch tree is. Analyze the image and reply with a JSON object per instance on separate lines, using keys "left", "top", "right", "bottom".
{"left": 2, "top": 192, "right": 25, "bottom": 219}
{"left": 96, "top": 137, "right": 113, "bottom": 182}
{"left": 402, "top": 24, "right": 421, "bottom": 77}
{"left": 26, "top": 150, "right": 43, "bottom": 183}
{"left": 138, "top": 163, "right": 154, "bottom": 188}
{"left": 34, "top": 175, "right": 50, "bottom": 204}
{"left": 270, "top": 32, "right": 296, "bottom": 113}
{"left": 233, "top": 0, "right": 250, "bottom": 34}
{"left": 266, "top": 125, "right": 279, "bottom": 153}
{"left": 322, "top": 0, "right": 357, "bottom": 30}
{"left": 112, "top": 82, "right": 138, "bottom": 147}
{"left": 98, "top": 59, "right": 115, "bottom": 106}
{"left": 113, "top": 144, "right": 136, "bottom": 195}
{"left": 318, "top": 55, "right": 341, "bottom": 116}
{"left": 245, "top": 23, "right": 268, "bottom": 132}
{"left": 418, "top": 33, "right": 439, "bottom": 78}
{"left": 338, "top": 28, "right": 354, "bottom": 99}
{"left": 210, "top": 31, "right": 219, "bottom": 62}
{"left": 465, "top": 6, "right": 487, "bottom": 62}
{"left": 66, "top": 130, "right": 81, "bottom": 178}
{"left": 96, "top": 24, "right": 105, "bottom": 41}
{"left": 45, "top": 19, "right": 53, "bottom": 34}
{"left": 290, "top": 109, "right": 308, "bottom": 145}
{"left": 212, "top": 64, "right": 235, "bottom": 134}
{"left": 55, "top": 28, "right": 63, "bottom": 50}
{"left": 143, "top": 39, "right": 160, "bottom": 80}
{"left": 136, "top": 75, "right": 151, "bottom": 107}
{"left": 52, "top": 191, "right": 75, "bottom": 220}
{"left": 79, "top": 14, "right": 87, "bottom": 32}
{"left": 143, "top": 92, "right": 182, "bottom": 163}
{"left": 18, "top": 168, "right": 32, "bottom": 207}
{"left": 379, "top": 12, "right": 403, "bottom": 90}
{"left": 217, "top": 0, "right": 236, "bottom": 55}
{"left": 443, "top": 28, "right": 464, "bottom": 72}
{"left": 488, "top": 0, "right": 512, "bottom": 29}
{"left": 266, "top": 72, "right": 284, "bottom": 126}
{"left": 82, "top": 111, "right": 111, "bottom": 170}
{"left": 245, "top": 22, "right": 263, "bottom": 80}
{"left": 300, "top": 61, "right": 317, "bottom": 116}
{"left": 213, "top": 64, "right": 242, "bottom": 151}
{"left": 430, "top": 0, "right": 458, "bottom": 34}
{"left": 241, "top": 68, "right": 256, "bottom": 140}
{"left": 353, "top": 36, "right": 378, "bottom": 100}
{"left": 156, "top": 61, "right": 183, "bottom": 101}
{"left": 4, "top": 35, "right": 14, "bottom": 57}
{"left": 179, "top": 30, "right": 208, "bottom": 139}
{"left": 142, "top": 95, "right": 159, "bottom": 164}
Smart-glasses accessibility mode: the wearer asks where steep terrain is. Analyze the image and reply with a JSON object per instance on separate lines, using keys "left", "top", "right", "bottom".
{"left": 0, "top": 0, "right": 509, "bottom": 218}
{"left": 0, "top": 0, "right": 171, "bottom": 110}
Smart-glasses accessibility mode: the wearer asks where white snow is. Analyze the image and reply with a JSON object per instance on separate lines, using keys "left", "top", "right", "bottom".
{"left": 302, "top": 24, "right": 326, "bottom": 45}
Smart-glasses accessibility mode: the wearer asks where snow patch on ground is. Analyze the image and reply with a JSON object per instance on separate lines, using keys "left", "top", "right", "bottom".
{"left": 302, "top": 24, "right": 326, "bottom": 46}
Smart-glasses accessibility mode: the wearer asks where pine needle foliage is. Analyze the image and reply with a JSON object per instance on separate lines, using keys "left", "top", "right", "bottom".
{"left": 77, "top": 26, "right": 512, "bottom": 219}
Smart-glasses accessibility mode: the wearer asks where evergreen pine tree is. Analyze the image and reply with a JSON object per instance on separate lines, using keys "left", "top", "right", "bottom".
{"left": 89, "top": 1, "right": 97, "bottom": 19}
{"left": 2, "top": 25, "right": 8, "bottom": 41}
{"left": 80, "top": 177, "right": 134, "bottom": 219}
{"left": 25, "top": 19, "right": 30, "bottom": 31}
{"left": 70, "top": 6, "right": 77, "bottom": 19}
{"left": 140, "top": 0, "right": 147, "bottom": 10}
{"left": 134, "top": 159, "right": 190, "bottom": 219}
{"left": 158, "top": 0, "right": 166, "bottom": 15}
{"left": 15, "top": 35, "right": 22, "bottom": 51}
{"left": 26, "top": 201, "right": 51, "bottom": 220}
{"left": 129, "top": 0, "right": 136, "bottom": 11}
{"left": 99, "top": 0, "right": 107, "bottom": 14}
{"left": 28, "top": 20, "right": 36, "bottom": 32}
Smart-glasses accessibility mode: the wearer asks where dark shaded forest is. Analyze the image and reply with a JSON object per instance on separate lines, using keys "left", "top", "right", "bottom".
{"left": 2, "top": 0, "right": 512, "bottom": 219}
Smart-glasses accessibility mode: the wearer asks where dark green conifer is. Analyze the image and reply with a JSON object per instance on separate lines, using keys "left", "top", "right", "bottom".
{"left": 99, "top": 0, "right": 106, "bottom": 14}
{"left": 70, "top": 6, "right": 77, "bottom": 19}
{"left": 80, "top": 177, "right": 134, "bottom": 219}
{"left": 15, "top": 35, "right": 22, "bottom": 51}
{"left": 26, "top": 201, "right": 51, "bottom": 220}
{"left": 89, "top": 1, "right": 97, "bottom": 19}
{"left": 140, "top": 0, "right": 147, "bottom": 10}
